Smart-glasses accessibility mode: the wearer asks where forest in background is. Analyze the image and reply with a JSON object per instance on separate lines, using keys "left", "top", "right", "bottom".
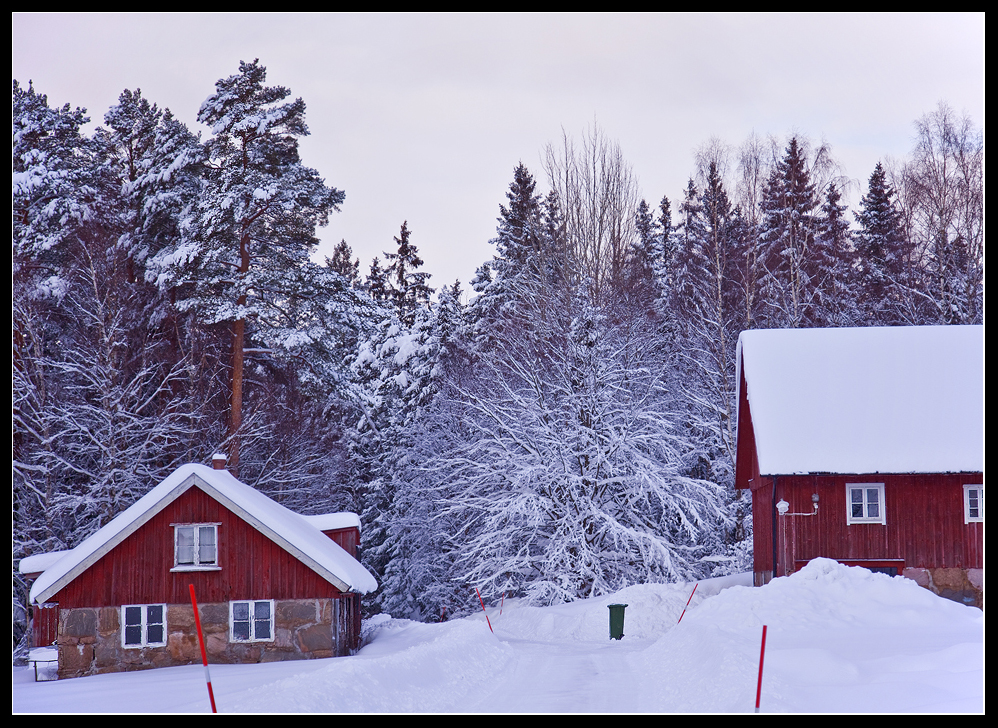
{"left": 13, "top": 61, "right": 983, "bottom": 649}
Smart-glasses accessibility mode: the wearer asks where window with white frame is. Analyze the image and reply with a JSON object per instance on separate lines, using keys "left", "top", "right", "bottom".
{"left": 846, "top": 483, "right": 886, "bottom": 524}
{"left": 172, "top": 523, "right": 219, "bottom": 570}
{"left": 964, "top": 484, "right": 983, "bottom": 523}
{"left": 230, "top": 600, "right": 274, "bottom": 642}
{"left": 122, "top": 604, "right": 166, "bottom": 648}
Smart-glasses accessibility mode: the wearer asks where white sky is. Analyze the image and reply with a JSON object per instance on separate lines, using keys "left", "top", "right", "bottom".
{"left": 12, "top": 13, "right": 984, "bottom": 295}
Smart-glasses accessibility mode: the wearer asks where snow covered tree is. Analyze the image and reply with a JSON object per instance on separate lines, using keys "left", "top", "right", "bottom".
{"left": 813, "top": 181, "right": 856, "bottom": 326}
{"left": 625, "top": 198, "right": 663, "bottom": 304}
{"left": 756, "top": 136, "right": 836, "bottom": 328}
{"left": 467, "top": 163, "right": 547, "bottom": 351}
{"left": 384, "top": 221, "right": 434, "bottom": 327}
{"left": 167, "top": 59, "right": 345, "bottom": 473}
{"left": 101, "top": 90, "right": 205, "bottom": 291}
{"left": 12, "top": 80, "right": 99, "bottom": 275}
{"left": 898, "top": 103, "right": 983, "bottom": 325}
{"left": 364, "top": 256, "right": 390, "bottom": 305}
{"left": 435, "top": 282, "right": 727, "bottom": 606}
{"left": 327, "top": 239, "right": 361, "bottom": 288}
{"left": 364, "top": 283, "right": 472, "bottom": 619}
{"left": 853, "top": 162, "right": 908, "bottom": 324}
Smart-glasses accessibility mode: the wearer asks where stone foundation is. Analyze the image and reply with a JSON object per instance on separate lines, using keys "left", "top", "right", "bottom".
{"left": 57, "top": 598, "right": 351, "bottom": 679}
{"left": 902, "top": 567, "right": 983, "bottom": 609}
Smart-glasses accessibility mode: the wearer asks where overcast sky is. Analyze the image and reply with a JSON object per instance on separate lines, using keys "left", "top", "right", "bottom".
{"left": 13, "top": 13, "right": 984, "bottom": 295}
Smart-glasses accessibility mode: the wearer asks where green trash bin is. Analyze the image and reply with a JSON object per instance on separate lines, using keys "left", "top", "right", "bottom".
{"left": 608, "top": 603, "right": 628, "bottom": 640}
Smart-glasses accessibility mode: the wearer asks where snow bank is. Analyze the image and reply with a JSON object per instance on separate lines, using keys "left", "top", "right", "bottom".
{"left": 490, "top": 573, "right": 751, "bottom": 643}
{"left": 630, "top": 559, "right": 983, "bottom": 712}
{"left": 13, "top": 563, "right": 981, "bottom": 713}
{"left": 226, "top": 617, "right": 515, "bottom": 712}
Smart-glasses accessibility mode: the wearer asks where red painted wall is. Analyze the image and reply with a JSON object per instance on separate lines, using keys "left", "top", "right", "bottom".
{"left": 766, "top": 473, "right": 983, "bottom": 576}
{"left": 51, "top": 485, "right": 349, "bottom": 609}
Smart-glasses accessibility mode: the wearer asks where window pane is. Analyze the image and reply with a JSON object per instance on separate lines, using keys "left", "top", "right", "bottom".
{"left": 233, "top": 601, "right": 250, "bottom": 640}
{"left": 177, "top": 527, "right": 195, "bottom": 564}
{"left": 147, "top": 605, "right": 163, "bottom": 624}
{"left": 125, "top": 606, "right": 141, "bottom": 624}
{"left": 125, "top": 624, "right": 143, "bottom": 645}
{"left": 147, "top": 624, "right": 164, "bottom": 644}
{"left": 233, "top": 619, "right": 250, "bottom": 641}
{"left": 255, "top": 618, "right": 271, "bottom": 640}
{"left": 253, "top": 601, "right": 271, "bottom": 640}
{"left": 199, "top": 526, "right": 216, "bottom": 564}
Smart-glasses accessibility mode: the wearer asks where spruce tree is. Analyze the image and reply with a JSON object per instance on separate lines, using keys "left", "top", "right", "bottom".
{"left": 854, "top": 162, "right": 908, "bottom": 324}
{"left": 757, "top": 137, "right": 821, "bottom": 328}
{"left": 384, "top": 221, "right": 434, "bottom": 327}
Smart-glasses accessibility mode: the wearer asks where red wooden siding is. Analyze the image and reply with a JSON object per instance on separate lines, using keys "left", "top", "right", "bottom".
{"left": 51, "top": 485, "right": 349, "bottom": 609}
{"left": 766, "top": 473, "right": 983, "bottom": 577}
{"left": 322, "top": 527, "right": 359, "bottom": 559}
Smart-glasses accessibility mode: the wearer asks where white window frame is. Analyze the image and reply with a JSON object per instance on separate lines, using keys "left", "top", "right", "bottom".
{"left": 963, "top": 484, "right": 983, "bottom": 523}
{"left": 846, "top": 483, "right": 886, "bottom": 525}
{"left": 121, "top": 604, "right": 167, "bottom": 649}
{"left": 229, "top": 599, "right": 275, "bottom": 643}
{"left": 171, "top": 523, "right": 221, "bottom": 571}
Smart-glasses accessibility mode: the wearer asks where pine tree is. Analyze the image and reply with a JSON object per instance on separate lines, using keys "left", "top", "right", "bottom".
{"left": 12, "top": 80, "right": 99, "bottom": 270}
{"left": 170, "top": 59, "right": 345, "bottom": 473}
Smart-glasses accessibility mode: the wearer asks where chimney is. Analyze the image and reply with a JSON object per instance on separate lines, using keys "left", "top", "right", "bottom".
{"left": 211, "top": 453, "right": 227, "bottom": 470}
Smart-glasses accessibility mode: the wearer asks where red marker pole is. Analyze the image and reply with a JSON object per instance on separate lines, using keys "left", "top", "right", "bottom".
{"left": 755, "top": 624, "right": 768, "bottom": 713}
{"left": 189, "top": 584, "right": 218, "bottom": 713}
{"left": 677, "top": 582, "right": 698, "bottom": 624}
{"left": 474, "top": 587, "right": 494, "bottom": 633}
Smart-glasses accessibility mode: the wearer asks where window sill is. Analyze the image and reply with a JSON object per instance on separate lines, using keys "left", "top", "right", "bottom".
{"left": 170, "top": 565, "right": 222, "bottom": 572}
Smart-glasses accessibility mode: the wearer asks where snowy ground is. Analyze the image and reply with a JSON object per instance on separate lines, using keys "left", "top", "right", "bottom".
{"left": 12, "top": 559, "right": 983, "bottom": 713}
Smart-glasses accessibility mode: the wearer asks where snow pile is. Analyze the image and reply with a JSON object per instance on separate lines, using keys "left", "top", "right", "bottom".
{"left": 631, "top": 559, "right": 983, "bottom": 712}
{"left": 13, "top": 562, "right": 982, "bottom": 713}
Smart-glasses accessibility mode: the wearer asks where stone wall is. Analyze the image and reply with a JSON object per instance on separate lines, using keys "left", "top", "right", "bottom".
{"left": 57, "top": 598, "right": 346, "bottom": 679}
{"left": 903, "top": 567, "right": 983, "bottom": 609}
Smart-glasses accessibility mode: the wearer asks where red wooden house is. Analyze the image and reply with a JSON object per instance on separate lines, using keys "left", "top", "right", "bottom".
{"left": 23, "top": 461, "right": 377, "bottom": 679}
{"left": 735, "top": 325, "right": 983, "bottom": 607}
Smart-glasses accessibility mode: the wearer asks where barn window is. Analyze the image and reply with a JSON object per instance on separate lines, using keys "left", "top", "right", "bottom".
{"left": 230, "top": 600, "right": 274, "bottom": 642}
{"left": 846, "top": 483, "right": 886, "bottom": 525}
{"left": 122, "top": 604, "right": 166, "bottom": 648}
{"left": 171, "top": 523, "right": 220, "bottom": 570}
{"left": 964, "top": 485, "right": 983, "bottom": 523}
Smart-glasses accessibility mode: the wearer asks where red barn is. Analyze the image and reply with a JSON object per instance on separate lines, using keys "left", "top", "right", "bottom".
{"left": 735, "top": 325, "right": 983, "bottom": 607}
{"left": 24, "top": 462, "right": 377, "bottom": 679}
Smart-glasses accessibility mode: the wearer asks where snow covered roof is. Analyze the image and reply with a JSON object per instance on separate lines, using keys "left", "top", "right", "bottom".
{"left": 737, "top": 325, "right": 983, "bottom": 476}
{"left": 18, "top": 550, "right": 71, "bottom": 576}
{"left": 29, "top": 464, "right": 377, "bottom": 604}
{"left": 302, "top": 512, "right": 362, "bottom": 532}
